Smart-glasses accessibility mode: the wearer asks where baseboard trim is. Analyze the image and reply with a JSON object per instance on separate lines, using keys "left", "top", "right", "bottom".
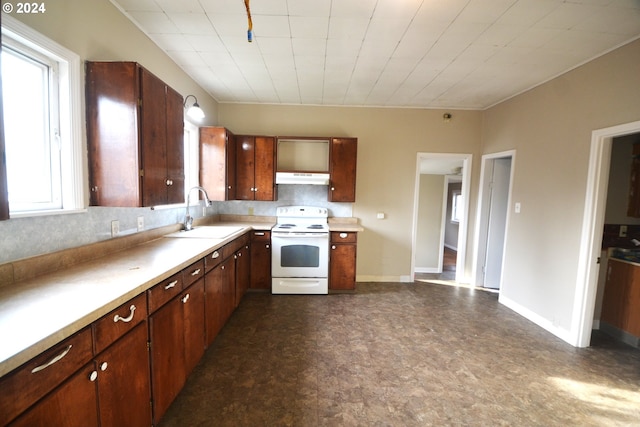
{"left": 499, "top": 294, "right": 574, "bottom": 345}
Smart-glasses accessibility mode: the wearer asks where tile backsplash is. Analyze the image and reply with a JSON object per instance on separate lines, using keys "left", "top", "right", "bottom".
{"left": 0, "top": 184, "right": 352, "bottom": 264}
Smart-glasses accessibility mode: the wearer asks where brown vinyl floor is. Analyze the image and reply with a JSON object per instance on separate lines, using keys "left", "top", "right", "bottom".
{"left": 159, "top": 282, "right": 640, "bottom": 427}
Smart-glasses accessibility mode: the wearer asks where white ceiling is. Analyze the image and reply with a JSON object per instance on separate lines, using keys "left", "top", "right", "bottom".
{"left": 111, "top": 0, "right": 640, "bottom": 109}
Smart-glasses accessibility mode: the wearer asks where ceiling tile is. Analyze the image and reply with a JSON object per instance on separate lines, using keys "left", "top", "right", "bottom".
{"left": 290, "top": 16, "right": 329, "bottom": 39}
{"left": 112, "top": 0, "right": 640, "bottom": 109}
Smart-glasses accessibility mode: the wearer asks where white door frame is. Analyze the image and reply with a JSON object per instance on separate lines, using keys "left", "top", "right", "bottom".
{"left": 472, "top": 150, "right": 516, "bottom": 289}
{"left": 411, "top": 153, "right": 473, "bottom": 283}
{"left": 573, "top": 120, "right": 640, "bottom": 347}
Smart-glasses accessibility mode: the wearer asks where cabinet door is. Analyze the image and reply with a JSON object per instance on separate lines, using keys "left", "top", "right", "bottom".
{"left": 86, "top": 61, "right": 140, "bottom": 207}
{"left": 329, "top": 233, "right": 357, "bottom": 290}
{"left": 254, "top": 136, "right": 276, "bottom": 201}
{"left": 140, "top": 67, "right": 169, "bottom": 207}
{"left": 200, "top": 127, "right": 236, "bottom": 201}
{"left": 626, "top": 266, "right": 640, "bottom": 336}
{"left": 205, "top": 263, "right": 225, "bottom": 346}
{"left": 250, "top": 232, "right": 271, "bottom": 290}
{"left": 601, "top": 260, "right": 630, "bottom": 329}
{"left": 149, "top": 297, "right": 186, "bottom": 424}
{"left": 235, "top": 244, "right": 250, "bottom": 306}
{"left": 236, "top": 135, "right": 255, "bottom": 200}
{"left": 329, "top": 137, "right": 357, "bottom": 202}
{"left": 165, "top": 85, "right": 185, "bottom": 204}
{"left": 96, "top": 322, "right": 152, "bottom": 427}
{"left": 183, "top": 279, "right": 206, "bottom": 376}
{"left": 10, "top": 363, "right": 99, "bottom": 427}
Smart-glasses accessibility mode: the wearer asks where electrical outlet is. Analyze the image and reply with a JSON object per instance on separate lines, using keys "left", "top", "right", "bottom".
{"left": 620, "top": 225, "right": 628, "bottom": 237}
{"left": 248, "top": 206, "right": 254, "bottom": 216}
{"left": 137, "top": 216, "right": 144, "bottom": 232}
{"left": 111, "top": 220, "right": 120, "bottom": 237}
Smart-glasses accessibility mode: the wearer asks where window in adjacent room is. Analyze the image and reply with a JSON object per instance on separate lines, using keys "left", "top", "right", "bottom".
{"left": 1, "top": 15, "right": 83, "bottom": 216}
{"left": 451, "top": 190, "right": 463, "bottom": 223}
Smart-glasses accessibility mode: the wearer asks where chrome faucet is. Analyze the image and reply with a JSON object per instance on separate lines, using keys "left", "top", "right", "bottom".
{"left": 184, "top": 186, "right": 211, "bottom": 231}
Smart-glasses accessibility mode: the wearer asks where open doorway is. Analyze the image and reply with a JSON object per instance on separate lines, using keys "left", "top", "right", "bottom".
{"left": 473, "top": 151, "right": 515, "bottom": 291}
{"left": 411, "top": 153, "right": 472, "bottom": 283}
{"left": 575, "top": 120, "right": 640, "bottom": 348}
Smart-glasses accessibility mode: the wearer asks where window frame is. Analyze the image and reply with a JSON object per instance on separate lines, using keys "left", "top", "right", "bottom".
{"left": 1, "top": 15, "right": 84, "bottom": 218}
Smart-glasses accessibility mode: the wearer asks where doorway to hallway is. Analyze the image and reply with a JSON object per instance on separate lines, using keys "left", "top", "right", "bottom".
{"left": 411, "top": 153, "right": 472, "bottom": 283}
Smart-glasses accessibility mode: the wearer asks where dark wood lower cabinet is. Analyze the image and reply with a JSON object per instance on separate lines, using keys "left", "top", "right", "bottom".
{"left": 96, "top": 322, "right": 152, "bottom": 427}
{"left": 329, "top": 232, "right": 357, "bottom": 291}
{"left": 250, "top": 231, "right": 271, "bottom": 290}
{"left": 11, "top": 322, "right": 151, "bottom": 427}
{"left": 235, "top": 244, "right": 250, "bottom": 306}
{"left": 10, "top": 363, "right": 99, "bottom": 427}
{"left": 183, "top": 279, "right": 206, "bottom": 376}
{"left": 3, "top": 235, "right": 253, "bottom": 427}
{"left": 205, "top": 256, "right": 235, "bottom": 346}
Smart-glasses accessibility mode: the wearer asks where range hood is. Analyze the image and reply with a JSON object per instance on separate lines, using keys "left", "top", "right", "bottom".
{"left": 276, "top": 172, "right": 330, "bottom": 186}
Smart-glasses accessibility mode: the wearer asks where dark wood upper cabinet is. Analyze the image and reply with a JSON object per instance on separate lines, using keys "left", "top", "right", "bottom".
{"left": 329, "top": 137, "right": 357, "bottom": 202}
{"left": 86, "top": 61, "right": 185, "bottom": 207}
{"left": 200, "top": 127, "right": 236, "bottom": 201}
{"left": 236, "top": 135, "right": 276, "bottom": 201}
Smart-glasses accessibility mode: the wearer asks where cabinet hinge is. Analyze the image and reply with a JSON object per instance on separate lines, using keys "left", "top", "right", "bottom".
{"left": 147, "top": 340, "right": 151, "bottom": 350}
{"left": 140, "top": 169, "right": 144, "bottom": 177}
{"left": 138, "top": 98, "right": 142, "bottom": 107}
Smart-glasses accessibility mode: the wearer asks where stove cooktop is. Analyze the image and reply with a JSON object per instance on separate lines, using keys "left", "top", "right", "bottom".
{"left": 272, "top": 223, "right": 329, "bottom": 233}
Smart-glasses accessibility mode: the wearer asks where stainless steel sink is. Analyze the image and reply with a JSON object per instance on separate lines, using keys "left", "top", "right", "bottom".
{"left": 164, "top": 226, "right": 244, "bottom": 239}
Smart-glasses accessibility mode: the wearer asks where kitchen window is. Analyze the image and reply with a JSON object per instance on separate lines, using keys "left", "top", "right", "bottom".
{"left": 1, "top": 15, "right": 83, "bottom": 216}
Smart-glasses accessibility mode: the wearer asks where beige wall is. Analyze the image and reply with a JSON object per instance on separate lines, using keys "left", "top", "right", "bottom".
{"left": 415, "top": 175, "right": 445, "bottom": 271}
{"left": 219, "top": 105, "right": 483, "bottom": 280}
{"left": 481, "top": 39, "right": 640, "bottom": 339}
{"left": 13, "top": 0, "right": 219, "bottom": 123}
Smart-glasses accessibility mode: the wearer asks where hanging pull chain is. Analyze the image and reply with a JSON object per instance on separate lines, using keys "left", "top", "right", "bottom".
{"left": 244, "top": 0, "right": 253, "bottom": 42}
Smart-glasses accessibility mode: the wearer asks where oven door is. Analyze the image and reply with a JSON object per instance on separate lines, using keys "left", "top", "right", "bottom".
{"left": 271, "top": 232, "right": 329, "bottom": 278}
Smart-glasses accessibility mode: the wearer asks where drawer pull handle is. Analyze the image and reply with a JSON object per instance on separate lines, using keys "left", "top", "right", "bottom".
{"left": 165, "top": 280, "right": 178, "bottom": 290}
{"left": 31, "top": 344, "right": 72, "bottom": 373}
{"left": 89, "top": 371, "right": 98, "bottom": 382}
{"left": 266, "top": 244, "right": 270, "bottom": 249}
{"left": 255, "top": 232, "right": 265, "bottom": 236}
{"left": 100, "top": 362, "right": 108, "bottom": 371}
{"left": 340, "top": 233, "right": 348, "bottom": 238}
{"left": 332, "top": 245, "right": 336, "bottom": 250}
{"left": 182, "top": 294, "right": 190, "bottom": 304}
{"left": 113, "top": 305, "right": 136, "bottom": 323}
{"left": 191, "top": 268, "right": 201, "bottom": 276}
{"left": 211, "top": 251, "right": 220, "bottom": 259}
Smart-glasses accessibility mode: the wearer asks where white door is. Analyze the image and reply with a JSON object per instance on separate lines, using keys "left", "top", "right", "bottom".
{"left": 483, "top": 158, "right": 511, "bottom": 289}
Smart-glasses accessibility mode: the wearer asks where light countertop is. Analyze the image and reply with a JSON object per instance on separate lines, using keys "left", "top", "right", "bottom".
{"left": 0, "top": 223, "right": 262, "bottom": 377}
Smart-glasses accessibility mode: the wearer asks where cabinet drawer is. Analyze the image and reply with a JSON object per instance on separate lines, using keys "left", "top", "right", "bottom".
{"left": 251, "top": 230, "right": 271, "bottom": 241}
{"left": 93, "top": 293, "right": 147, "bottom": 354}
{"left": 331, "top": 231, "right": 357, "bottom": 243}
{"left": 204, "top": 249, "right": 223, "bottom": 272}
{"left": 147, "top": 272, "right": 183, "bottom": 314}
{"left": 184, "top": 259, "right": 205, "bottom": 287}
{"left": 226, "top": 232, "right": 250, "bottom": 255}
{"left": 0, "top": 327, "right": 93, "bottom": 426}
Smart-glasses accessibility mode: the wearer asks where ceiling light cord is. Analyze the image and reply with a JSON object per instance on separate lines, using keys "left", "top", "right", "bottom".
{"left": 244, "top": 0, "right": 253, "bottom": 42}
